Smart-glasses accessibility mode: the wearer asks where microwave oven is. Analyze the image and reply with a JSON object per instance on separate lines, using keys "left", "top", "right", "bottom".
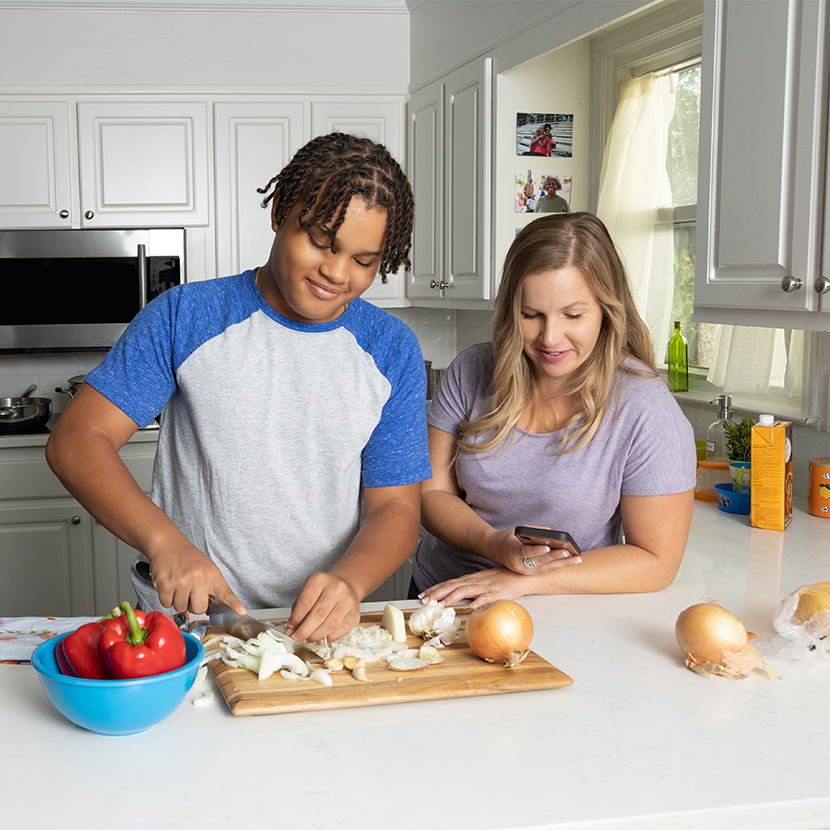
{"left": 0, "top": 228, "right": 184, "bottom": 353}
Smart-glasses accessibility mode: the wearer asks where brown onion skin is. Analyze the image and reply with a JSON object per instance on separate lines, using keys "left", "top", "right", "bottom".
{"left": 465, "top": 600, "right": 533, "bottom": 662}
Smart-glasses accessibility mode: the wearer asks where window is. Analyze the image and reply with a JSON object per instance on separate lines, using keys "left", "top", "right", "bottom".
{"left": 591, "top": 2, "right": 810, "bottom": 420}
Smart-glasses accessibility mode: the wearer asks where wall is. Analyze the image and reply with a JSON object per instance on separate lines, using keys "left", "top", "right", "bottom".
{"left": 408, "top": 0, "right": 654, "bottom": 90}
{"left": 0, "top": 7, "right": 409, "bottom": 91}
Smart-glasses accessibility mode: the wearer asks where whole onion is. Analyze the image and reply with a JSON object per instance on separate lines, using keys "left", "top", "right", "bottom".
{"left": 675, "top": 602, "right": 780, "bottom": 680}
{"left": 465, "top": 600, "right": 533, "bottom": 667}
{"left": 675, "top": 603, "right": 748, "bottom": 665}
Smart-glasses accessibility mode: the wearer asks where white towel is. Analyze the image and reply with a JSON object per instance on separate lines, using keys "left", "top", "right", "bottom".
{"left": 0, "top": 616, "right": 101, "bottom": 662}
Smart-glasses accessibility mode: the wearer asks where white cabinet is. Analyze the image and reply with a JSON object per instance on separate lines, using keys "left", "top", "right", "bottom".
{"left": 696, "top": 0, "right": 830, "bottom": 330}
{"left": 0, "top": 436, "right": 157, "bottom": 617}
{"left": 214, "top": 101, "right": 305, "bottom": 278}
{"left": 407, "top": 59, "right": 493, "bottom": 305}
{"left": 0, "top": 100, "right": 75, "bottom": 229}
{"left": 0, "top": 99, "right": 209, "bottom": 229}
{"left": 0, "top": 500, "right": 94, "bottom": 617}
{"left": 77, "top": 102, "right": 210, "bottom": 227}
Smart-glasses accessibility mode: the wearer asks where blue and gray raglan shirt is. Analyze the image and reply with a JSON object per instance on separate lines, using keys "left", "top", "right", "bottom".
{"left": 84, "top": 270, "right": 431, "bottom": 611}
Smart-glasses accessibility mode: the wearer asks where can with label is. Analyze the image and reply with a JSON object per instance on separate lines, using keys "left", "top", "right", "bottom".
{"left": 808, "top": 457, "right": 830, "bottom": 518}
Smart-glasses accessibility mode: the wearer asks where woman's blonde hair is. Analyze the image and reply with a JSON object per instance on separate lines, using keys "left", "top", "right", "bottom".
{"left": 459, "top": 212, "right": 655, "bottom": 455}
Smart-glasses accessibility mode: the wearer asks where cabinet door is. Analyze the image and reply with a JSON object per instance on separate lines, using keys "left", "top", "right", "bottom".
{"left": 407, "top": 83, "right": 445, "bottom": 300}
{"left": 696, "top": 0, "right": 830, "bottom": 329}
{"left": 0, "top": 100, "right": 75, "bottom": 229}
{"left": 78, "top": 102, "right": 209, "bottom": 227}
{"left": 0, "top": 501, "right": 94, "bottom": 616}
{"left": 214, "top": 102, "right": 304, "bottom": 277}
{"left": 444, "top": 58, "right": 492, "bottom": 301}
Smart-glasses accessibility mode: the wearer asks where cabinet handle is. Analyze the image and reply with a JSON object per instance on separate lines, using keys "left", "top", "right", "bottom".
{"left": 429, "top": 280, "right": 450, "bottom": 290}
{"left": 71, "top": 516, "right": 81, "bottom": 525}
{"left": 59, "top": 210, "right": 69, "bottom": 219}
{"left": 815, "top": 276, "right": 830, "bottom": 295}
{"left": 84, "top": 210, "right": 94, "bottom": 220}
{"left": 781, "top": 275, "right": 803, "bottom": 292}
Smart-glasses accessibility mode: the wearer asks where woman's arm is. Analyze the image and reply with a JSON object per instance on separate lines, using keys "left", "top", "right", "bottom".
{"left": 45, "top": 384, "right": 245, "bottom": 615}
{"left": 421, "top": 489, "right": 694, "bottom": 607}
{"left": 421, "top": 425, "right": 580, "bottom": 577}
{"left": 287, "top": 482, "right": 421, "bottom": 644}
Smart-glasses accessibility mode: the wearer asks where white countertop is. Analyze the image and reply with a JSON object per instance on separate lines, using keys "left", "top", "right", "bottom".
{"left": 2, "top": 501, "right": 828, "bottom": 830}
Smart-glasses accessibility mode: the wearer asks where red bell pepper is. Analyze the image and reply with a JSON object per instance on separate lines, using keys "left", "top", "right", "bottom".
{"left": 59, "top": 616, "right": 117, "bottom": 679}
{"left": 99, "top": 601, "right": 186, "bottom": 679}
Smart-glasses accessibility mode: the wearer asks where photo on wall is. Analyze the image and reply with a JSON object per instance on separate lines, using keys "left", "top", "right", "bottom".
{"left": 516, "top": 170, "right": 572, "bottom": 214}
{"left": 516, "top": 113, "right": 574, "bottom": 158}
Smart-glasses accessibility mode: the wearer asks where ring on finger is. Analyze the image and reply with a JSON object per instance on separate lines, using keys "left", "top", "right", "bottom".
{"left": 523, "top": 558, "right": 537, "bottom": 569}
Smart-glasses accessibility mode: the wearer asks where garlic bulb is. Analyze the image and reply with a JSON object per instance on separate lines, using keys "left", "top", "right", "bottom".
{"left": 409, "top": 600, "right": 461, "bottom": 644}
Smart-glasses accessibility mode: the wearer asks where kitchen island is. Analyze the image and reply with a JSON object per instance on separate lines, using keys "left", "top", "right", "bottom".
{"left": 2, "top": 501, "right": 828, "bottom": 830}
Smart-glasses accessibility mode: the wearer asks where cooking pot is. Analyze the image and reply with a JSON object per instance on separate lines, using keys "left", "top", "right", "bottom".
{"left": 0, "top": 384, "right": 52, "bottom": 432}
{"left": 55, "top": 374, "right": 86, "bottom": 399}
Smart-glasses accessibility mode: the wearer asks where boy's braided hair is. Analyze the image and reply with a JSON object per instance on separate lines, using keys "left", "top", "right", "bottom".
{"left": 257, "top": 132, "right": 414, "bottom": 283}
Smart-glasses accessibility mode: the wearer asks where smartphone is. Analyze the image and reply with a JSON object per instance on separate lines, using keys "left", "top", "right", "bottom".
{"left": 514, "top": 526, "right": 582, "bottom": 556}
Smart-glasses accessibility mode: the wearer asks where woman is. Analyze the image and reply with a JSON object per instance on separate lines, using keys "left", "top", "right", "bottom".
{"left": 535, "top": 177, "right": 570, "bottom": 213}
{"left": 412, "top": 212, "right": 696, "bottom": 607}
{"left": 528, "top": 123, "right": 555, "bottom": 157}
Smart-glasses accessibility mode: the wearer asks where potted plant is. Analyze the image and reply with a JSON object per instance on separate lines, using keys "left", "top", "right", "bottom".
{"left": 723, "top": 417, "right": 754, "bottom": 492}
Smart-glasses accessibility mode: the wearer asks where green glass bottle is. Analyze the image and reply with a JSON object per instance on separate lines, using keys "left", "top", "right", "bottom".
{"left": 668, "top": 320, "right": 689, "bottom": 392}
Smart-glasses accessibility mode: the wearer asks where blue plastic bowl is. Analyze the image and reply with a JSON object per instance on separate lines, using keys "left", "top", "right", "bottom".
{"left": 32, "top": 631, "right": 204, "bottom": 736}
{"left": 714, "top": 481, "right": 751, "bottom": 515}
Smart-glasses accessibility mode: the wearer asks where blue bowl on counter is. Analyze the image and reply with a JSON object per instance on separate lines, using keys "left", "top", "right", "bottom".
{"left": 714, "top": 482, "right": 751, "bottom": 515}
{"left": 32, "top": 631, "right": 204, "bottom": 736}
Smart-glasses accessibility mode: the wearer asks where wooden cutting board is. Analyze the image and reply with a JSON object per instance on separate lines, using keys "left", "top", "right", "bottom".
{"left": 205, "top": 606, "right": 572, "bottom": 716}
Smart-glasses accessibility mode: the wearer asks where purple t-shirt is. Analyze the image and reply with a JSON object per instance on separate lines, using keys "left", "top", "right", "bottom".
{"left": 412, "top": 344, "right": 697, "bottom": 591}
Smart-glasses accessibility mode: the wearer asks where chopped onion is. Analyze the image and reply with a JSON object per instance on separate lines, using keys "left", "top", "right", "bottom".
{"left": 676, "top": 603, "right": 781, "bottom": 680}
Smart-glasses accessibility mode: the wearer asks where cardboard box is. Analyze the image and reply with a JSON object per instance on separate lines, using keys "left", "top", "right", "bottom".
{"left": 750, "top": 420, "right": 793, "bottom": 530}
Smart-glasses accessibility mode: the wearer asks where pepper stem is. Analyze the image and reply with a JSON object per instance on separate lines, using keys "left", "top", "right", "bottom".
{"left": 120, "top": 601, "right": 147, "bottom": 646}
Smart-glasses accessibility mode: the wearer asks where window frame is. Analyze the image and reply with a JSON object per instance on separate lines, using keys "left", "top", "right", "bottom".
{"left": 589, "top": 0, "right": 817, "bottom": 424}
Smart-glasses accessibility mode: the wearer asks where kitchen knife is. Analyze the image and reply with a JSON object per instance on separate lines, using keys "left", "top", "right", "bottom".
{"left": 206, "top": 596, "right": 323, "bottom": 662}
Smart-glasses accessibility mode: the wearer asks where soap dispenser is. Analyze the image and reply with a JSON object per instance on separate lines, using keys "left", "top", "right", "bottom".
{"left": 706, "top": 394, "right": 733, "bottom": 460}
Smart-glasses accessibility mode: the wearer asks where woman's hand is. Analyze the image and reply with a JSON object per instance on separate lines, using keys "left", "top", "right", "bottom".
{"left": 486, "top": 526, "right": 581, "bottom": 574}
{"left": 419, "top": 567, "right": 527, "bottom": 608}
{"left": 286, "top": 572, "right": 361, "bottom": 645}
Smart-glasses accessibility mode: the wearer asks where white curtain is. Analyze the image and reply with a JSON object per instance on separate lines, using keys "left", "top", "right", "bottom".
{"left": 596, "top": 70, "right": 803, "bottom": 399}
{"left": 596, "top": 71, "right": 677, "bottom": 353}
{"left": 707, "top": 326, "right": 804, "bottom": 395}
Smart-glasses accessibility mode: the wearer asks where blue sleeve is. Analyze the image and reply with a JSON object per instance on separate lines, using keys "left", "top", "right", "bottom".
{"left": 83, "top": 290, "right": 180, "bottom": 428}
{"left": 360, "top": 319, "right": 432, "bottom": 488}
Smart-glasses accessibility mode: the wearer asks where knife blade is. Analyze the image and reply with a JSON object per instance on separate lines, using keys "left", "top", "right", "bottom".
{"left": 206, "top": 595, "right": 323, "bottom": 662}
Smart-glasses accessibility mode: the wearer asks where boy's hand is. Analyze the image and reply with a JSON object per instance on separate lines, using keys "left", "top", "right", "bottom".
{"left": 285, "top": 572, "right": 361, "bottom": 645}
{"left": 147, "top": 542, "right": 245, "bottom": 617}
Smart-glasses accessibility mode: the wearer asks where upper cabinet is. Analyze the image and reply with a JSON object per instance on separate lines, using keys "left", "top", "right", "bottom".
{"left": 696, "top": 0, "right": 830, "bottom": 330}
{"left": 77, "top": 102, "right": 210, "bottom": 227}
{"left": 407, "top": 58, "right": 492, "bottom": 305}
{"left": 0, "top": 100, "right": 75, "bottom": 229}
{"left": 0, "top": 99, "right": 210, "bottom": 229}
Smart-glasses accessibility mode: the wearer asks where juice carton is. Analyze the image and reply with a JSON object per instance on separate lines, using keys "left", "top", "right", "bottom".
{"left": 750, "top": 415, "right": 793, "bottom": 531}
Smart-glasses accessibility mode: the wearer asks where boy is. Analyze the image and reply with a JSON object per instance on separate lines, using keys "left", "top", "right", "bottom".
{"left": 46, "top": 133, "right": 431, "bottom": 644}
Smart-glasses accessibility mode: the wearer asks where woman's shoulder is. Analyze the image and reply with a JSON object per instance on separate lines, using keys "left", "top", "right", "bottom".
{"left": 613, "top": 358, "right": 680, "bottom": 408}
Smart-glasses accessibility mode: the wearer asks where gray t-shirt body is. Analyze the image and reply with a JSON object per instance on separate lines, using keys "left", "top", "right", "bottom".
{"left": 412, "top": 344, "right": 697, "bottom": 591}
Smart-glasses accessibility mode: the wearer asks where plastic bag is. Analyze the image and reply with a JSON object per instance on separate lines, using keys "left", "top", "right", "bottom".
{"left": 759, "top": 582, "right": 830, "bottom": 672}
